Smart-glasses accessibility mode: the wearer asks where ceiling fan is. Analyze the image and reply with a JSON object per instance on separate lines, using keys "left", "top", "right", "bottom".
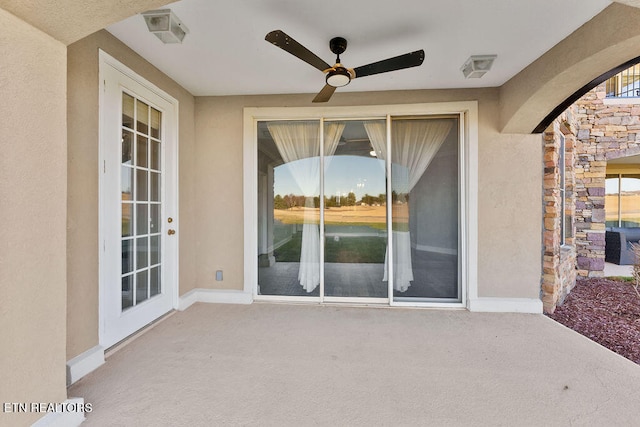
{"left": 265, "top": 30, "right": 425, "bottom": 103}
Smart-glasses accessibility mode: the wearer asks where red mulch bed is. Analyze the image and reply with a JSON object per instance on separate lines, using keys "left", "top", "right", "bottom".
{"left": 547, "top": 277, "right": 640, "bottom": 364}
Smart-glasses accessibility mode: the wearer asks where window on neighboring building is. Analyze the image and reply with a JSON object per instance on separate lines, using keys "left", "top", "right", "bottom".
{"left": 605, "top": 64, "right": 640, "bottom": 99}
{"left": 606, "top": 173, "right": 640, "bottom": 228}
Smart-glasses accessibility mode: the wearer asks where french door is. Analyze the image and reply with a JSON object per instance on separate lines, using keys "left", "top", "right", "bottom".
{"left": 99, "top": 53, "right": 178, "bottom": 348}
{"left": 256, "top": 115, "right": 462, "bottom": 304}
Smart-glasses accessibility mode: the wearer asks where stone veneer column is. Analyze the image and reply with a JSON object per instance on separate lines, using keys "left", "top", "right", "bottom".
{"left": 542, "top": 115, "right": 577, "bottom": 313}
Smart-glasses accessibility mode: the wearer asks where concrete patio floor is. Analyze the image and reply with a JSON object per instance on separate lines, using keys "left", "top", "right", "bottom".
{"left": 604, "top": 261, "right": 633, "bottom": 277}
{"left": 69, "top": 303, "right": 640, "bottom": 426}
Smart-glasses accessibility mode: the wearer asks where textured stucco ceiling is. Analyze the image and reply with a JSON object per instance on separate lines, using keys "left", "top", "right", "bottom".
{"left": 105, "top": 0, "right": 612, "bottom": 96}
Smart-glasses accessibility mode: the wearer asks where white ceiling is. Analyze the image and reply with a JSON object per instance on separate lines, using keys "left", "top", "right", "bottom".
{"left": 107, "top": 0, "right": 612, "bottom": 97}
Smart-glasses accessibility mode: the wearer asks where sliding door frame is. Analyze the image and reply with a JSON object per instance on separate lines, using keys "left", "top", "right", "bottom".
{"left": 243, "top": 102, "right": 478, "bottom": 308}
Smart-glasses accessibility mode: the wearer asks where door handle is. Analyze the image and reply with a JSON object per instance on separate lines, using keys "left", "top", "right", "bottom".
{"left": 167, "top": 229, "right": 176, "bottom": 235}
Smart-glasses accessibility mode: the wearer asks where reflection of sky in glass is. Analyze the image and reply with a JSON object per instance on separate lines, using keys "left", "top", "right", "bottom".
{"left": 621, "top": 177, "right": 640, "bottom": 192}
{"left": 274, "top": 156, "right": 385, "bottom": 199}
{"left": 606, "top": 177, "right": 640, "bottom": 194}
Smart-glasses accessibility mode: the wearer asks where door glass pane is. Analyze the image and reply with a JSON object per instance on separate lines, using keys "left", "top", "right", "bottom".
{"left": 122, "top": 203, "right": 133, "bottom": 237}
{"left": 136, "top": 169, "right": 148, "bottom": 201}
{"left": 122, "top": 130, "right": 133, "bottom": 164}
{"left": 324, "top": 120, "right": 387, "bottom": 298}
{"left": 150, "top": 204, "right": 160, "bottom": 233}
{"left": 136, "top": 204, "right": 148, "bottom": 235}
{"left": 122, "top": 93, "right": 134, "bottom": 129}
{"left": 122, "top": 275, "right": 133, "bottom": 310}
{"left": 136, "top": 237, "right": 148, "bottom": 270}
{"left": 136, "top": 270, "right": 149, "bottom": 304}
{"left": 136, "top": 100, "right": 149, "bottom": 135}
{"left": 257, "top": 120, "right": 321, "bottom": 296}
{"left": 150, "top": 172, "right": 160, "bottom": 202}
{"left": 137, "top": 135, "right": 148, "bottom": 168}
{"left": 391, "top": 117, "right": 460, "bottom": 301}
{"left": 121, "top": 91, "right": 163, "bottom": 310}
{"left": 150, "top": 108, "right": 162, "bottom": 139}
{"left": 122, "top": 239, "right": 134, "bottom": 274}
{"left": 150, "top": 235, "right": 160, "bottom": 265}
{"left": 151, "top": 141, "right": 161, "bottom": 170}
{"left": 121, "top": 167, "right": 133, "bottom": 200}
{"left": 150, "top": 266, "right": 161, "bottom": 297}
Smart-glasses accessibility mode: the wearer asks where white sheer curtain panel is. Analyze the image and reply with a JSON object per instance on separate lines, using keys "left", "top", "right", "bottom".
{"left": 267, "top": 121, "right": 344, "bottom": 292}
{"left": 364, "top": 119, "right": 453, "bottom": 292}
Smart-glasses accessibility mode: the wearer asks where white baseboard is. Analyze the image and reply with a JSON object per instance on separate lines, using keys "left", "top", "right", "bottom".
{"left": 66, "top": 345, "right": 104, "bottom": 386}
{"left": 31, "top": 398, "right": 86, "bottom": 427}
{"left": 178, "top": 289, "right": 253, "bottom": 311}
{"left": 467, "top": 297, "right": 543, "bottom": 313}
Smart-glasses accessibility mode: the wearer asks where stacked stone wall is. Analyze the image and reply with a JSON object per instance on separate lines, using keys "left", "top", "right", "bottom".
{"left": 543, "top": 80, "right": 640, "bottom": 312}
{"left": 574, "top": 83, "right": 640, "bottom": 276}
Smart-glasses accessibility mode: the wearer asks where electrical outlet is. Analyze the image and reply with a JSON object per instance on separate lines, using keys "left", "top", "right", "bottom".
{"left": 215, "top": 270, "right": 223, "bottom": 281}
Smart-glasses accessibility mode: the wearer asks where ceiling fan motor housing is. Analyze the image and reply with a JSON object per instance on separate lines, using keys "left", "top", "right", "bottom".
{"left": 329, "top": 37, "right": 348, "bottom": 55}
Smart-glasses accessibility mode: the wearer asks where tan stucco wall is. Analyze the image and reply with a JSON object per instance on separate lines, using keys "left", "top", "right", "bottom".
{"left": 195, "top": 89, "right": 542, "bottom": 299}
{"left": 0, "top": 8, "right": 67, "bottom": 426}
{"left": 66, "top": 30, "right": 196, "bottom": 360}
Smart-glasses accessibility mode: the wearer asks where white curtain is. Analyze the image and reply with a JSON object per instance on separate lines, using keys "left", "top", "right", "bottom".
{"left": 267, "top": 121, "right": 344, "bottom": 292}
{"left": 364, "top": 119, "right": 453, "bottom": 292}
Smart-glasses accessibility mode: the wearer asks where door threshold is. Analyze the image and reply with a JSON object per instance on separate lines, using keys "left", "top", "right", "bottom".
{"left": 104, "top": 310, "right": 176, "bottom": 358}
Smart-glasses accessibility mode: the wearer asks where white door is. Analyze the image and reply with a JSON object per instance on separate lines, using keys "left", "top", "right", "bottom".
{"left": 99, "top": 52, "right": 178, "bottom": 348}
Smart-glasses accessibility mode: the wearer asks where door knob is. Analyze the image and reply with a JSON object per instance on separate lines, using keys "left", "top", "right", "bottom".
{"left": 168, "top": 229, "right": 176, "bottom": 235}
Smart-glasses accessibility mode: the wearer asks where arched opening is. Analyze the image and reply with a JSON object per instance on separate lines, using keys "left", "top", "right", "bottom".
{"left": 542, "top": 65, "right": 640, "bottom": 312}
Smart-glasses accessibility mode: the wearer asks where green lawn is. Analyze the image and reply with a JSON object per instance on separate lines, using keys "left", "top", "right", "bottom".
{"left": 274, "top": 233, "right": 386, "bottom": 263}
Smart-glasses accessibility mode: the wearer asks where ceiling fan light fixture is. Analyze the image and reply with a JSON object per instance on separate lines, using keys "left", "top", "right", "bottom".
{"left": 326, "top": 67, "right": 351, "bottom": 87}
{"left": 142, "top": 9, "right": 189, "bottom": 44}
{"left": 461, "top": 55, "right": 497, "bottom": 79}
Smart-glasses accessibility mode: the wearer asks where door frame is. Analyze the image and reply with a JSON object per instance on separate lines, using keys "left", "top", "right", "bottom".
{"left": 98, "top": 50, "right": 179, "bottom": 348}
{"left": 243, "top": 102, "right": 478, "bottom": 308}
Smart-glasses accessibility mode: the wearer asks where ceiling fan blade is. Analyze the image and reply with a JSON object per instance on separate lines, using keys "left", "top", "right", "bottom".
{"left": 352, "top": 50, "right": 425, "bottom": 79}
{"left": 312, "top": 84, "right": 337, "bottom": 103}
{"left": 265, "top": 30, "right": 332, "bottom": 72}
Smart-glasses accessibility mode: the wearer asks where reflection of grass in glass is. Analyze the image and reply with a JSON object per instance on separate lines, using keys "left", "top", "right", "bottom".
{"left": 122, "top": 219, "right": 130, "bottom": 236}
{"left": 274, "top": 233, "right": 386, "bottom": 263}
{"left": 325, "top": 221, "right": 387, "bottom": 230}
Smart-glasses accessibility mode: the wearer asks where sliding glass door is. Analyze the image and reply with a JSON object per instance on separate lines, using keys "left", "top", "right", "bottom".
{"left": 257, "top": 120, "right": 321, "bottom": 297}
{"left": 323, "top": 120, "right": 387, "bottom": 299}
{"left": 256, "top": 115, "right": 460, "bottom": 304}
{"left": 389, "top": 117, "right": 460, "bottom": 302}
